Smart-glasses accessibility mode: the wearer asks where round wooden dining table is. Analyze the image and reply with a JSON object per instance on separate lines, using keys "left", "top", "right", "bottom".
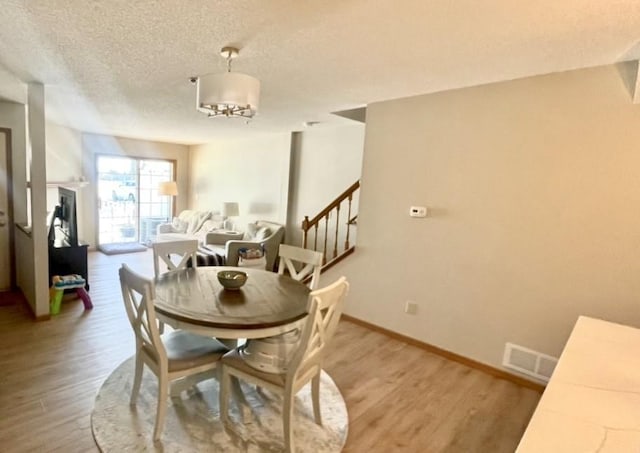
{"left": 154, "top": 266, "right": 311, "bottom": 339}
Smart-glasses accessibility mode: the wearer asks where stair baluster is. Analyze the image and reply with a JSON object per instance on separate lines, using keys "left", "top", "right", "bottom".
{"left": 301, "top": 180, "right": 360, "bottom": 274}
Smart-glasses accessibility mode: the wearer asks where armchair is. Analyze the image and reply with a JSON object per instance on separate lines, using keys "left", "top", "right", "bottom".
{"left": 206, "top": 220, "right": 285, "bottom": 271}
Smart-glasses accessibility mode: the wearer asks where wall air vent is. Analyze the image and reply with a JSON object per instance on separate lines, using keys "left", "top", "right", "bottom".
{"left": 502, "top": 342, "right": 558, "bottom": 382}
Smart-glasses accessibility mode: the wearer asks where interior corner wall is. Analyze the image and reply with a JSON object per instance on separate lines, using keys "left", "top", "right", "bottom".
{"left": 287, "top": 124, "right": 365, "bottom": 247}
{"left": 81, "top": 133, "right": 189, "bottom": 248}
{"left": 333, "top": 63, "right": 640, "bottom": 373}
{"left": 188, "top": 133, "right": 291, "bottom": 227}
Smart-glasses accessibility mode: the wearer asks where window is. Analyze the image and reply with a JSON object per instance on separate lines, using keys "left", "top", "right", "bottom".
{"left": 96, "top": 155, "right": 175, "bottom": 245}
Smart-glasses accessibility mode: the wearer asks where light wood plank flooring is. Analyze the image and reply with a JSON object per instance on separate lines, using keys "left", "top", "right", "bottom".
{"left": 0, "top": 249, "right": 540, "bottom": 452}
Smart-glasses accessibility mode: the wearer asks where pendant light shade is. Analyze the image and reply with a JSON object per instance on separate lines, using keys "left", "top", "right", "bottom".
{"left": 193, "top": 47, "right": 260, "bottom": 119}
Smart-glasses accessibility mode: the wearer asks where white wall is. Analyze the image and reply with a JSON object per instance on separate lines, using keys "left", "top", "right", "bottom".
{"left": 0, "top": 66, "right": 26, "bottom": 104}
{"left": 287, "top": 124, "right": 365, "bottom": 246}
{"left": 14, "top": 227, "right": 35, "bottom": 304}
{"left": 0, "top": 101, "right": 32, "bottom": 309}
{"left": 46, "top": 123, "right": 85, "bottom": 237}
{"left": 189, "top": 133, "right": 292, "bottom": 228}
{"left": 0, "top": 90, "right": 48, "bottom": 316}
{"left": 81, "top": 133, "right": 189, "bottom": 247}
{"left": 329, "top": 63, "right": 640, "bottom": 375}
{"left": 27, "top": 83, "right": 50, "bottom": 318}
{"left": 0, "top": 101, "right": 27, "bottom": 223}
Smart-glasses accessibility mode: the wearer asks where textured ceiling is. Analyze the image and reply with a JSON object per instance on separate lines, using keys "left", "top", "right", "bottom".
{"left": 0, "top": 0, "right": 640, "bottom": 144}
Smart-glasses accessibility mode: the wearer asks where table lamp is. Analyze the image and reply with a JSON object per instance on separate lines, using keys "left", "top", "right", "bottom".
{"left": 158, "top": 181, "right": 178, "bottom": 219}
{"left": 222, "top": 202, "right": 239, "bottom": 231}
{"left": 158, "top": 181, "right": 178, "bottom": 196}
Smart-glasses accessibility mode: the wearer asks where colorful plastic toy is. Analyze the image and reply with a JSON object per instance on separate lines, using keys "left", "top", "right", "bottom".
{"left": 49, "top": 274, "right": 93, "bottom": 315}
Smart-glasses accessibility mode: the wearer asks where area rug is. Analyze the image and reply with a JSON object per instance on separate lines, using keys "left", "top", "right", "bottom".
{"left": 91, "top": 357, "right": 348, "bottom": 452}
{"left": 98, "top": 242, "right": 147, "bottom": 255}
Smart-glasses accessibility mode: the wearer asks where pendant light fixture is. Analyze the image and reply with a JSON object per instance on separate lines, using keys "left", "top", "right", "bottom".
{"left": 193, "top": 46, "right": 260, "bottom": 119}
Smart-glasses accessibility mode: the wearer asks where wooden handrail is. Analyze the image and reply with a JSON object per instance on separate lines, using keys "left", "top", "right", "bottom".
{"left": 301, "top": 180, "right": 360, "bottom": 270}
{"left": 302, "top": 180, "right": 360, "bottom": 230}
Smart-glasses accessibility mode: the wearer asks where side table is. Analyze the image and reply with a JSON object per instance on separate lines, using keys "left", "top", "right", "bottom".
{"left": 206, "top": 230, "right": 244, "bottom": 245}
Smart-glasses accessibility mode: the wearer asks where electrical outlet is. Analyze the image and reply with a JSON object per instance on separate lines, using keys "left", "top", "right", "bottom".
{"left": 405, "top": 300, "right": 418, "bottom": 315}
{"left": 410, "top": 206, "right": 427, "bottom": 218}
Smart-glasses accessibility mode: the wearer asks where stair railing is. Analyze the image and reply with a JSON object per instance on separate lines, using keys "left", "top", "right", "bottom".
{"left": 301, "top": 180, "right": 359, "bottom": 270}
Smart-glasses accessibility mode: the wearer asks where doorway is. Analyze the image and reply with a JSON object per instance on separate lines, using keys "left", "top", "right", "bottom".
{"left": 96, "top": 155, "right": 174, "bottom": 246}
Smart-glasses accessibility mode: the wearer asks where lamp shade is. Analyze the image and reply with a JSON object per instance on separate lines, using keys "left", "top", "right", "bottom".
{"left": 196, "top": 72, "right": 260, "bottom": 117}
{"left": 158, "top": 181, "right": 178, "bottom": 196}
{"left": 222, "top": 202, "right": 239, "bottom": 217}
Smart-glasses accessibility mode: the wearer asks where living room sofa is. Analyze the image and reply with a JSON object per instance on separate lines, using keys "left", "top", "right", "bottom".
{"left": 204, "top": 220, "right": 285, "bottom": 271}
{"left": 156, "top": 210, "right": 227, "bottom": 245}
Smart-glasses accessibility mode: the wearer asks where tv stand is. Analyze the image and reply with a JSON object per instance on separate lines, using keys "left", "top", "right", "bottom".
{"left": 49, "top": 241, "right": 89, "bottom": 290}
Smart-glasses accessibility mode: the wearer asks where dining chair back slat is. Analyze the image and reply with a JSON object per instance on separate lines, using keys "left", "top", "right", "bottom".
{"left": 152, "top": 239, "right": 199, "bottom": 278}
{"left": 277, "top": 244, "right": 323, "bottom": 290}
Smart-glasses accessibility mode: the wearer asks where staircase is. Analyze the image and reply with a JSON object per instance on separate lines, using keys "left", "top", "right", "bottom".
{"left": 301, "top": 180, "right": 359, "bottom": 273}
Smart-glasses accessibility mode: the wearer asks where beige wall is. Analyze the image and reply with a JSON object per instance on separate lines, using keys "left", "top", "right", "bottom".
{"left": 330, "top": 63, "right": 640, "bottom": 374}
{"left": 189, "top": 133, "right": 291, "bottom": 228}
{"left": 287, "top": 125, "right": 365, "bottom": 247}
{"left": 81, "top": 133, "right": 189, "bottom": 247}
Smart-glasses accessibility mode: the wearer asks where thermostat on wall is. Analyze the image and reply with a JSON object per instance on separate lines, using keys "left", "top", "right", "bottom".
{"left": 409, "top": 206, "right": 427, "bottom": 218}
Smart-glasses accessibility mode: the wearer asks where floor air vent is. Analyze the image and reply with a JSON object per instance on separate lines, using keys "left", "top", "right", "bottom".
{"left": 502, "top": 342, "right": 558, "bottom": 382}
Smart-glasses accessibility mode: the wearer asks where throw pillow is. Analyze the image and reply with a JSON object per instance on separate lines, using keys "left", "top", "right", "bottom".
{"left": 186, "top": 211, "right": 212, "bottom": 235}
{"left": 199, "top": 219, "right": 225, "bottom": 233}
{"left": 244, "top": 222, "right": 259, "bottom": 240}
{"left": 171, "top": 217, "right": 187, "bottom": 233}
{"left": 177, "top": 210, "right": 196, "bottom": 222}
{"left": 255, "top": 227, "right": 271, "bottom": 240}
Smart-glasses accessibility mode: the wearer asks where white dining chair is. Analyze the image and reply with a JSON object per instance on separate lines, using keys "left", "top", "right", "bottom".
{"left": 277, "top": 244, "right": 323, "bottom": 290}
{"left": 219, "top": 276, "right": 349, "bottom": 453}
{"left": 152, "top": 239, "right": 199, "bottom": 278}
{"left": 243, "top": 244, "right": 324, "bottom": 366}
{"left": 119, "top": 264, "right": 228, "bottom": 442}
{"left": 152, "top": 239, "right": 199, "bottom": 334}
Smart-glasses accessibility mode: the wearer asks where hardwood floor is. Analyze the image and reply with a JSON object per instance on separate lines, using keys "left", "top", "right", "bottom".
{"left": 0, "top": 249, "right": 540, "bottom": 452}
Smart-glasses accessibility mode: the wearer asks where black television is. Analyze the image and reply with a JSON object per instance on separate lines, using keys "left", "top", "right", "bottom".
{"left": 48, "top": 187, "right": 78, "bottom": 247}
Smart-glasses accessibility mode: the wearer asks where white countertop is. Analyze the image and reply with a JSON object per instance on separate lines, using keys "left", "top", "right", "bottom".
{"left": 517, "top": 316, "right": 640, "bottom": 452}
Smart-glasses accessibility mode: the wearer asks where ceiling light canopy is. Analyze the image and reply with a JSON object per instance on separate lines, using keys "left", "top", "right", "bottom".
{"left": 194, "top": 47, "right": 260, "bottom": 119}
